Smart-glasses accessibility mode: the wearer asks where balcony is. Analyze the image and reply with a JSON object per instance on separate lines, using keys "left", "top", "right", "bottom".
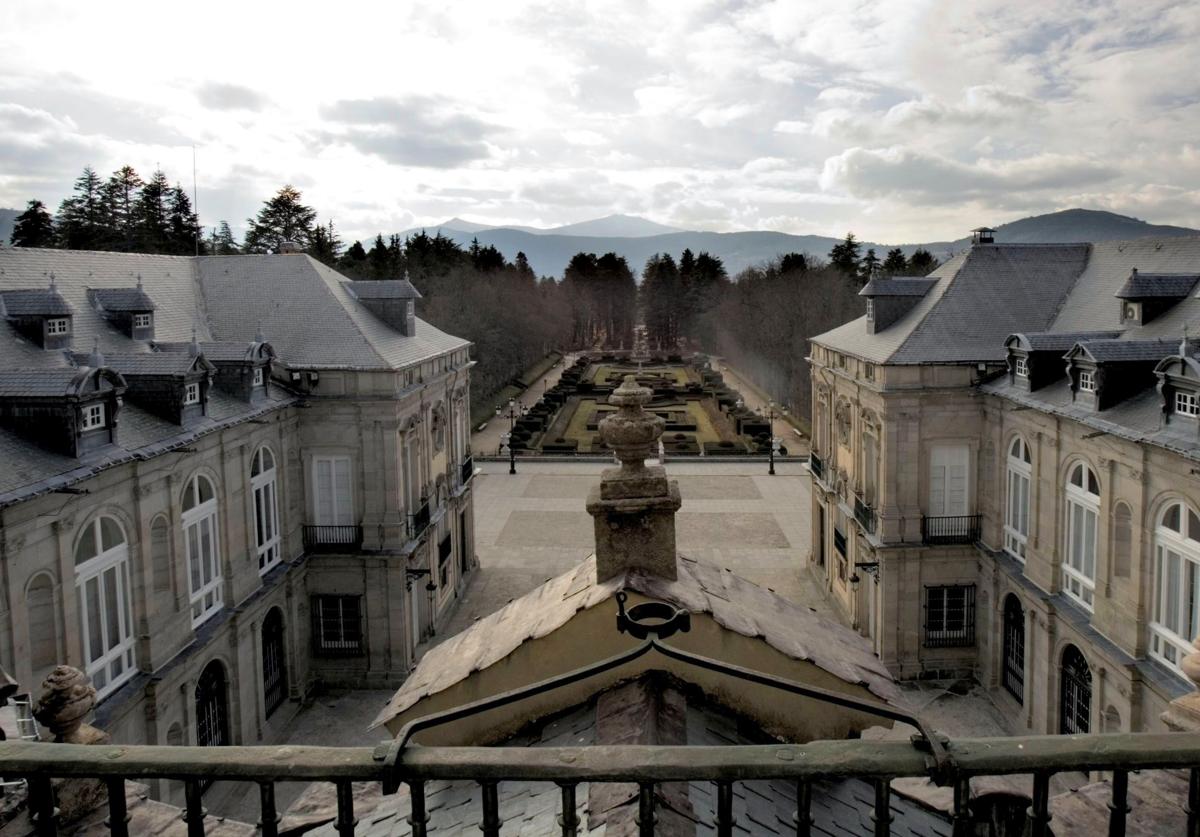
{"left": 302, "top": 524, "right": 363, "bottom": 553}
{"left": 854, "top": 497, "right": 876, "bottom": 535}
{"left": 461, "top": 454, "right": 475, "bottom": 487}
{"left": 5, "top": 733, "right": 1200, "bottom": 837}
{"left": 833, "top": 527, "right": 847, "bottom": 557}
{"left": 410, "top": 500, "right": 431, "bottom": 540}
{"left": 808, "top": 451, "right": 824, "bottom": 482}
{"left": 921, "top": 514, "right": 981, "bottom": 545}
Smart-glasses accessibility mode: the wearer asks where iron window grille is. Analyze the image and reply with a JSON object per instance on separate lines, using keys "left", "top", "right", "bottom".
{"left": 312, "top": 595, "right": 364, "bottom": 657}
{"left": 1002, "top": 596, "right": 1025, "bottom": 704}
{"left": 924, "top": 585, "right": 976, "bottom": 648}
{"left": 262, "top": 612, "right": 286, "bottom": 718}
{"left": 1061, "top": 646, "right": 1092, "bottom": 734}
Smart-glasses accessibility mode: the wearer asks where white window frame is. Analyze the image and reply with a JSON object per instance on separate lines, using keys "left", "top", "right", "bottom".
{"left": 1062, "top": 463, "right": 1099, "bottom": 610}
{"left": 1176, "top": 390, "right": 1200, "bottom": 417}
{"left": 1150, "top": 502, "right": 1200, "bottom": 675}
{"left": 1014, "top": 356, "right": 1029, "bottom": 377}
{"left": 253, "top": 367, "right": 265, "bottom": 387}
{"left": 312, "top": 456, "right": 354, "bottom": 526}
{"left": 1004, "top": 437, "right": 1032, "bottom": 561}
{"left": 81, "top": 403, "right": 106, "bottom": 431}
{"left": 75, "top": 516, "right": 136, "bottom": 699}
{"left": 133, "top": 313, "right": 152, "bottom": 328}
{"left": 182, "top": 475, "right": 223, "bottom": 626}
{"left": 929, "top": 445, "right": 970, "bottom": 517}
{"left": 184, "top": 382, "right": 201, "bottom": 405}
{"left": 46, "top": 317, "right": 70, "bottom": 335}
{"left": 1078, "top": 369, "right": 1096, "bottom": 392}
{"left": 251, "top": 446, "right": 281, "bottom": 574}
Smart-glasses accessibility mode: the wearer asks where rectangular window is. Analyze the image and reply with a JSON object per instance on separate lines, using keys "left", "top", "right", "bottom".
{"left": 1014, "top": 356, "right": 1028, "bottom": 377}
{"left": 313, "top": 456, "right": 354, "bottom": 525}
{"left": 81, "top": 403, "right": 106, "bottom": 430}
{"left": 924, "top": 585, "right": 976, "bottom": 647}
{"left": 184, "top": 382, "right": 201, "bottom": 405}
{"left": 929, "top": 446, "right": 969, "bottom": 517}
{"left": 253, "top": 367, "right": 265, "bottom": 386}
{"left": 46, "top": 318, "right": 70, "bottom": 335}
{"left": 438, "top": 532, "right": 453, "bottom": 588}
{"left": 312, "top": 595, "right": 363, "bottom": 656}
{"left": 133, "top": 313, "right": 152, "bottom": 328}
{"left": 863, "top": 363, "right": 875, "bottom": 381}
{"left": 1078, "top": 369, "right": 1095, "bottom": 392}
{"left": 1177, "top": 390, "right": 1200, "bottom": 417}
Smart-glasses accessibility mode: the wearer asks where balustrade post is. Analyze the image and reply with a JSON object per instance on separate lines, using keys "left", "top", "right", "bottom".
{"left": 479, "top": 780, "right": 502, "bottom": 837}
{"left": 104, "top": 777, "right": 129, "bottom": 837}
{"left": 951, "top": 777, "right": 971, "bottom": 837}
{"left": 557, "top": 781, "right": 580, "bottom": 837}
{"left": 28, "top": 775, "right": 58, "bottom": 837}
{"left": 716, "top": 780, "right": 734, "bottom": 837}
{"left": 258, "top": 781, "right": 280, "bottom": 837}
{"left": 872, "top": 779, "right": 893, "bottom": 837}
{"left": 182, "top": 779, "right": 206, "bottom": 837}
{"left": 637, "top": 782, "right": 656, "bottom": 837}
{"left": 793, "top": 780, "right": 812, "bottom": 837}
{"left": 408, "top": 780, "right": 430, "bottom": 837}
{"left": 1027, "top": 771, "right": 1052, "bottom": 837}
{"left": 334, "top": 780, "right": 356, "bottom": 836}
{"left": 1189, "top": 768, "right": 1200, "bottom": 837}
{"left": 1106, "top": 769, "right": 1129, "bottom": 837}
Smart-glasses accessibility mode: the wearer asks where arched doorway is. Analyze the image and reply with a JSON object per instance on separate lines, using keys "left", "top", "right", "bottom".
{"left": 1060, "top": 645, "right": 1091, "bottom": 734}
{"left": 195, "top": 660, "right": 229, "bottom": 749}
{"left": 1001, "top": 595, "right": 1025, "bottom": 704}
{"left": 262, "top": 608, "right": 286, "bottom": 718}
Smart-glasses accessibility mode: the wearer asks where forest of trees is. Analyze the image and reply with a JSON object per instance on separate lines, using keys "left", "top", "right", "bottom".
{"left": 8, "top": 165, "right": 942, "bottom": 429}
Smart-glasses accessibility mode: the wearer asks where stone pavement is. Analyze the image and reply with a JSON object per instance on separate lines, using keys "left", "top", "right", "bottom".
{"left": 437, "top": 458, "right": 828, "bottom": 641}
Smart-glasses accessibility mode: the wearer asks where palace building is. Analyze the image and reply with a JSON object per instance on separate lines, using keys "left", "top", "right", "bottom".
{"left": 0, "top": 247, "right": 477, "bottom": 799}
{"left": 807, "top": 230, "right": 1200, "bottom": 736}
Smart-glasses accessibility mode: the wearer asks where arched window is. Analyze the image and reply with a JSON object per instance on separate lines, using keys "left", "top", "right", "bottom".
{"left": 195, "top": 660, "right": 229, "bottom": 756}
{"left": 74, "top": 516, "right": 135, "bottom": 698}
{"left": 1002, "top": 594, "right": 1025, "bottom": 704}
{"left": 1063, "top": 462, "right": 1100, "bottom": 609}
{"left": 1005, "top": 437, "right": 1032, "bottom": 560}
{"left": 183, "top": 475, "right": 222, "bottom": 626}
{"left": 251, "top": 447, "right": 281, "bottom": 573}
{"left": 1060, "top": 645, "right": 1091, "bottom": 734}
{"left": 1150, "top": 501, "right": 1200, "bottom": 673}
{"left": 262, "top": 608, "right": 286, "bottom": 718}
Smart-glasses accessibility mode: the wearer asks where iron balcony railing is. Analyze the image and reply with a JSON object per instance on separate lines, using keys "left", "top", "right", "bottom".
{"left": 809, "top": 451, "right": 824, "bottom": 482}
{"left": 833, "top": 528, "right": 847, "bottom": 557}
{"left": 854, "top": 497, "right": 877, "bottom": 535}
{"left": 5, "top": 734, "right": 1200, "bottom": 837}
{"left": 921, "top": 514, "right": 982, "bottom": 545}
{"left": 410, "top": 501, "right": 432, "bottom": 540}
{"left": 302, "top": 524, "right": 364, "bottom": 553}
{"left": 461, "top": 454, "right": 475, "bottom": 487}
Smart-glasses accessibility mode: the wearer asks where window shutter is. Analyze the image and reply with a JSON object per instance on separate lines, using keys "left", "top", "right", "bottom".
{"left": 315, "top": 459, "right": 333, "bottom": 525}
{"left": 334, "top": 458, "right": 353, "bottom": 524}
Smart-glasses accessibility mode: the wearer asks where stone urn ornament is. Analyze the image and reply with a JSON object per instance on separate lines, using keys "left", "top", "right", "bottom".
{"left": 601, "top": 375, "right": 665, "bottom": 470}
{"left": 31, "top": 665, "right": 111, "bottom": 824}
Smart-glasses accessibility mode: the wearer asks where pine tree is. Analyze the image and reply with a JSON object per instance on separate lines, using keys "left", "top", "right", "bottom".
{"left": 308, "top": 220, "right": 343, "bottom": 265}
{"left": 56, "top": 166, "right": 105, "bottom": 250}
{"left": 367, "top": 234, "right": 390, "bottom": 278}
{"left": 907, "top": 248, "right": 938, "bottom": 275}
{"left": 342, "top": 240, "right": 368, "bottom": 272}
{"left": 10, "top": 200, "right": 55, "bottom": 248}
{"left": 134, "top": 169, "right": 171, "bottom": 253}
{"left": 641, "top": 253, "right": 681, "bottom": 350}
{"left": 779, "top": 253, "right": 808, "bottom": 274}
{"left": 211, "top": 221, "right": 240, "bottom": 255}
{"left": 514, "top": 251, "right": 536, "bottom": 284}
{"left": 882, "top": 248, "right": 908, "bottom": 274}
{"left": 828, "top": 233, "right": 861, "bottom": 276}
{"left": 859, "top": 248, "right": 880, "bottom": 281}
{"left": 167, "top": 185, "right": 202, "bottom": 255}
{"left": 99, "top": 165, "right": 143, "bottom": 251}
{"left": 243, "top": 185, "right": 317, "bottom": 253}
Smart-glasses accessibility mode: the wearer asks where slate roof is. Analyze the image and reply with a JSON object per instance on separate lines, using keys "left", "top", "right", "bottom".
{"left": 1008, "top": 330, "right": 1121, "bottom": 353}
{"left": 1069, "top": 338, "right": 1180, "bottom": 363}
{"left": 156, "top": 341, "right": 271, "bottom": 363}
{"left": 1115, "top": 272, "right": 1200, "bottom": 299}
{"left": 0, "top": 368, "right": 120, "bottom": 398}
{"left": 859, "top": 277, "right": 936, "bottom": 297}
{"left": 347, "top": 279, "right": 423, "bottom": 300}
{"left": 310, "top": 686, "right": 952, "bottom": 837}
{"left": 89, "top": 286, "right": 156, "bottom": 311}
{"left": 0, "top": 287, "right": 73, "bottom": 316}
{"left": 0, "top": 248, "right": 468, "bottom": 505}
{"left": 93, "top": 351, "right": 208, "bottom": 376}
{"left": 374, "top": 553, "right": 896, "bottom": 731}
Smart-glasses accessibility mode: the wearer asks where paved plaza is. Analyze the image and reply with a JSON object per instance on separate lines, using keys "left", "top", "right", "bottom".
{"left": 438, "top": 458, "right": 828, "bottom": 640}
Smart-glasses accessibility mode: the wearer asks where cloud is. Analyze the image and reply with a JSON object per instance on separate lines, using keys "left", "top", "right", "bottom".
{"left": 882, "top": 85, "right": 1043, "bottom": 129}
{"left": 318, "top": 96, "right": 496, "bottom": 168}
{"left": 195, "top": 82, "right": 269, "bottom": 112}
{"left": 821, "top": 146, "right": 1120, "bottom": 204}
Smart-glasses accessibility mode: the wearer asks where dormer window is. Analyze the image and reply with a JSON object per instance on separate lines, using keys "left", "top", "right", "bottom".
{"left": 133, "top": 313, "right": 152, "bottom": 329}
{"left": 1176, "top": 391, "right": 1200, "bottom": 417}
{"left": 1078, "top": 370, "right": 1096, "bottom": 392}
{"left": 47, "top": 318, "right": 71, "bottom": 336}
{"left": 1014, "top": 356, "right": 1028, "bottom": 377}
{"left": 1123, "top": 303, "right": 1140, "bottom": 324}
{"left": 184, "top": 382, "right": 201, "bottom": 405}
{"left": 253, "top": 367, "right": 265, "bottom": 386}
{"left": 81, "top": 403, "right": 106, "bottom": 430}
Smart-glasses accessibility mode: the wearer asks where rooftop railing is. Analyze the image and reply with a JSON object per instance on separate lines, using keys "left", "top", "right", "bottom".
{"left": 302, "top": 524, "right": 364, "bottom": 553}
{"left": 921, "top": 514, "right": 981, "bottom": 546}
{"left": 4, "top": 733, "right": 1200, "bottom": 837}
{"left": 854, "top": 496, "right": 877, "bottom": 536}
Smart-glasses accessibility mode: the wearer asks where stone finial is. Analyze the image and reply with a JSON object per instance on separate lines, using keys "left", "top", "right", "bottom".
{"left": 586, "top": 375, "right": 681, "bottom": 581}
{"left": 1163, "top": 637, "right": 1200, "bottom": 732}
{"left": 601, "top": 376, "right": 664, "bottom": 472}
{"left": 32, "top": 665, "right": 106, "bottom": 744}
{"left": 86, "top": 336, "right": 105, "bottom": 369}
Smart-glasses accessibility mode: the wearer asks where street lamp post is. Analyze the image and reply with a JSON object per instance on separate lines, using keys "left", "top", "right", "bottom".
{"left": 497, "top": 398, "right": 521, "bottom": 475}
{"left": 763, "top": 400, "right": 787, "bottom": 476}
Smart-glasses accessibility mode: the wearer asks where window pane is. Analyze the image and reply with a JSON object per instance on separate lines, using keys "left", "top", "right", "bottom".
{"left": 198, "top": 477, "right": 214, "bottom": 504}
{"left": 75, "top": 524, "right": 98, "bottom": 565}
{"left": 1083, "top": 509, "right": 1096, "bottom": 578}
{"left": 1166, "top": 504, "right": 1182, "bottom": 532}
{"left": 188, "top": 526, "right": 201, "bottom": 592}
{"left": 86, "top": 578, "right": 103, "bottom": 663}
{"left": 100, "top": 517, "right": 124, "bottom": 551}
{"left": 1167, "top": 552, "right": 1182, "bottom": 632}
{"left": 103, "top": 567, "right": 120, "bottom": 654}
{"left": 201, "top": 519, "right": 214, "bottom": 583}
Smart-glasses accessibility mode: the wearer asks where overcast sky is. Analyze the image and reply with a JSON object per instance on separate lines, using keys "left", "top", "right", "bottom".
{"left": 1, "top": 0, "right": 1197, "bottom": 244}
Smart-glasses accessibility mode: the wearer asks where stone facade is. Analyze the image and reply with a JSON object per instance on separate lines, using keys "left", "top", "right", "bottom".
{"left": 808, "top": 237, "right": 1200, "bottom": 738}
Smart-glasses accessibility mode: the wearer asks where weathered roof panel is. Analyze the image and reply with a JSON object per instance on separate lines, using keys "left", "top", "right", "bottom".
{"left": 1115, "top": 272, "right": 1200, "bottom": 300}
{"left": 0, "top": 287, "right": 73, "bottom": 316}
{"left": 89, "top": 286, "right": 156, "bottom": 311}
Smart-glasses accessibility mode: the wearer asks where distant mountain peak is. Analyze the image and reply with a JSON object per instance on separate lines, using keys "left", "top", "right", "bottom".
{"left": 546, "top": 214, "right": 681, "bottom": 238}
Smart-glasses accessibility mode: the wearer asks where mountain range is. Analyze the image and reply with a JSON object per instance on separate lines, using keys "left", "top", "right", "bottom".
{"left": 394, "top": 209, "right": 1199, "bottom": 278}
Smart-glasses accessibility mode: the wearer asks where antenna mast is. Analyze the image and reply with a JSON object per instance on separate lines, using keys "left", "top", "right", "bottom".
{"left": 192, "top": 144, "right": 200, "bottom": 256}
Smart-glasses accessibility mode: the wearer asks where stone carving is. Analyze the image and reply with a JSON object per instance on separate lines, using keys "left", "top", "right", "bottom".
{"left": 1163, "top": 637, "right": 1200, "bottom": 732}
{"left": 586, "top": 376, "right": 681, "bottom": 581}
{"left": 32, "top": 665, "right": 111, "bottom": 822}
{"left": 834, "top": 400, "right": 852, "bottom": 446}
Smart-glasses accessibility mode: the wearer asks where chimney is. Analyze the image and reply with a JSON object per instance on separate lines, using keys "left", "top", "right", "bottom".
{"left": 971, "top": 227, "right": 996, "bottom": 245}
{"left": 278, "top": 240, "right": 303, "bottom": 254}
{"left": 586, "top": 376, "right": 682, "bottom": 580}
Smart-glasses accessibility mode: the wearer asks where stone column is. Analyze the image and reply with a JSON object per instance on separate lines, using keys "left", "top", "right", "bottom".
{"left": 586, "top": 376, "right": 682, "bottom": 581}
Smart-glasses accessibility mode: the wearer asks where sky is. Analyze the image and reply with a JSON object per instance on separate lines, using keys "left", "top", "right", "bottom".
{"left": 0, "top": 0, "right": 1197, "bottom": 244}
